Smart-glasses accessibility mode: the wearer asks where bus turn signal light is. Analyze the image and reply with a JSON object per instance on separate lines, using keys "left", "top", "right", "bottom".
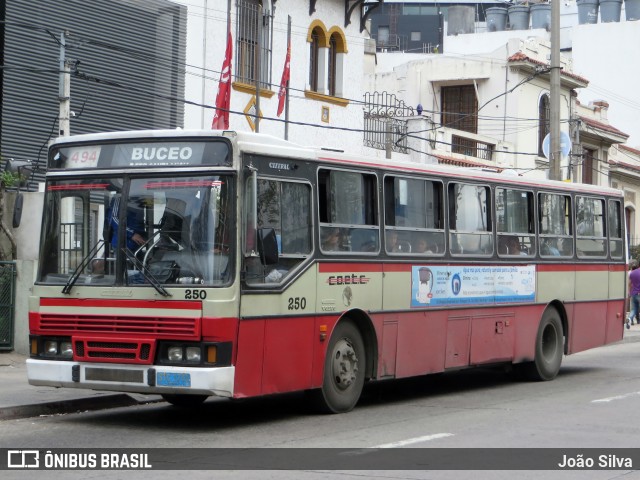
{"left": 207, "top": 345, "right": 217, "bottom": 363}
{"left": 319, "top": 324, "right": 327, "bottom": 341}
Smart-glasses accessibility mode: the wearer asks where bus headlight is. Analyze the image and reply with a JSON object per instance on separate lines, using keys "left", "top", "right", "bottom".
{"left": 157, "top": 341, "right": 232, "bottom": 366}
{"left": 185, "top": 347, "right": 201, "bottom": 362}
{"left": 30, "top": 336, "right": 74, "bottom": 360}
{"left": 44, "top": 340, "right": 58, "bottom": 355}
{"left": 168, "top": 346, "right": 184, "bottom": 362}
{"left": 60, "top": 341, "right": 73, "bottom": 358}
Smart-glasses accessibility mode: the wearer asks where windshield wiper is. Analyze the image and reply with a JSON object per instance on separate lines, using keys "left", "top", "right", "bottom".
{"left": 62, "top": 240, "right": 105, "bottom": 295}
{"left": 122, "top": 248, "right": 171, "bottom": 297}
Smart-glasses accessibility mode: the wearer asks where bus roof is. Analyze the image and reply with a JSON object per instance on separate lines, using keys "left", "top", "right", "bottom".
{"left": 50, "top": 129, "right": 623, "bottom": 197}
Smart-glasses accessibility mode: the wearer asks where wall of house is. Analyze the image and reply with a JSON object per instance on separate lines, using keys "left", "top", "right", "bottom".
{"left": 366, "top": 36, "right": 576, "bottom": 179}
{"left": 176, "top": 0, "right": 378, "bottom": 157}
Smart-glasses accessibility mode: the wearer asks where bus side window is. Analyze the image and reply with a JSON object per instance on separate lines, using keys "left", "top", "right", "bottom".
{"left": 246, "top": 177, "right": 312, "bottom": 285}
{"left": 449, "top": 183, "right": 492, "bottom": 256}
{"left": 608, "top": 199, "right": 624, "bottom": 259}
{"left": 383, "top": 175, "right": 444, "bottom": 256}
{"left": 496, "top": 187, "right": 535, "bottom": 257}
{"left": 320, "top": 169, "right": 379, "bottom": 254}
{"left": 539, "top": 192, "right": 573, "bottom": 258}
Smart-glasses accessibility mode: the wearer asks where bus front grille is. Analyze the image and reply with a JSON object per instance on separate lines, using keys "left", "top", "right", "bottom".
{"left": 74, "top": 339, "right": 155, "bottom": 364}
{"left": 37, "top": 314, "right": 200, "bottom": 339}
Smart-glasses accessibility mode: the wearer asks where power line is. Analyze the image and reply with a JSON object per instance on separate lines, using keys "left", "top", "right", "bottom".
{"left": 1, "top": 19, "right": 609, "bottom": 166}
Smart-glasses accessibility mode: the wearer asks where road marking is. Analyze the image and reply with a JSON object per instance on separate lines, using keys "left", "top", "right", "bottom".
{"left": 592, "top": 391, "right": 640, "bottom": 403}
{"left": 372, "top": 433, "right": 454, "bottom": 448}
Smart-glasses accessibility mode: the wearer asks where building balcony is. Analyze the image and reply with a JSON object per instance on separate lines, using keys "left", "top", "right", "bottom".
{"left": 432, "top": 127, "right": 514, "bottom": 167}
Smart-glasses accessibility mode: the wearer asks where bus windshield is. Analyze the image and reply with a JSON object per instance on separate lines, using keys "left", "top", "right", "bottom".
{"left": 38, "top": 173, "right": 234, "bottom": 288}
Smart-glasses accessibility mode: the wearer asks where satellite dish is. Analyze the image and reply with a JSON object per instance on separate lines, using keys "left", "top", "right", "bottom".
{"left": 542, "top": 131, "right": 572, "bottom": 160}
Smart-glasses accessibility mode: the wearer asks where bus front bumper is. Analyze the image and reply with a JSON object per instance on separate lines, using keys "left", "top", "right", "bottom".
{"left": 26, "top": 359, "right": 235, "bottom": 398}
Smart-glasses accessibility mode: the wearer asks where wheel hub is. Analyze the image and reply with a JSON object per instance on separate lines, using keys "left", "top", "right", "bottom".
{"left": 332, "top": 338, "right": 359, "bottom": 390}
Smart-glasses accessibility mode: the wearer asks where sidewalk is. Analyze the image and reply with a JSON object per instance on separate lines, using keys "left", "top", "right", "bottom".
{"left": 0, "top": 351, "right": 161, "bottom": 420}
{"left": 2, "top": 324, "right": 640, "bottom": 420}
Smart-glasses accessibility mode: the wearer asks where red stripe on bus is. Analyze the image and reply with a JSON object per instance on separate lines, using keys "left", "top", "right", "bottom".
{"left": 383, "top": 264, "right": 413, "bottom": 272}
{"left": 318, "top": 263, "right": 383, "bottom": 273}
{"left": 39, "top": 298, "right": 202, "bottom": 310}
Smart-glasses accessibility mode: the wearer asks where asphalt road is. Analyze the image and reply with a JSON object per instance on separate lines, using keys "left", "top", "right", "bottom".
{"left": 2, "top": 338, "right": 640, "bottom": 480}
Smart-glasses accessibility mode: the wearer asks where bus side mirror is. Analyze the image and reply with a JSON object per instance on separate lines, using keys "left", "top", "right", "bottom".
{"left": 12, "top": 192, "right": 23, "bottom": 228}
{"left": 257, "top": 228, "right": 279, "bottom": 266}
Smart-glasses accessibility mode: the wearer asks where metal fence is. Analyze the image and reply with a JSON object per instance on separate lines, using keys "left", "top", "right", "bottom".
{"left": 363, "top": 91, "right": 413, "bottom": 154}
{"left": 0, "top": 262, "right": 17, "bottom": 351}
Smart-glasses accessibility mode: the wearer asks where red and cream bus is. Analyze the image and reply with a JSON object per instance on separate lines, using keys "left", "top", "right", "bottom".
{"left": 27, "top": 129, "right": 626, "bottom": 413}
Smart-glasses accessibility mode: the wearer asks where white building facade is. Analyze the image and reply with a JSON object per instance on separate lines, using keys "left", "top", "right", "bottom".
{"left": 366, "top": 35, "right": 586, "bottom": 180}
{"left": 173, "top": 0, "right": 383, "bottom": 156}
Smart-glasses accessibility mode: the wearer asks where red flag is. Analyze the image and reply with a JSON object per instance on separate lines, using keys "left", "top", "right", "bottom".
{"left": 212, "top": 30, "right": 232, "bottom": 130}
{"left": 277, "top": 42, "right": 291, "bottom": 117}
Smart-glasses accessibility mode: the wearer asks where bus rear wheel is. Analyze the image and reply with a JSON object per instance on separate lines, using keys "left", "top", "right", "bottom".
{"left": 310, "top": 320, "right": 366, "bottom": 414}
{"left": 518, "top": 307, "right": 564, "bottom": 381}
{"left": 162, "top": 394, "right": 208, "bottom": 407}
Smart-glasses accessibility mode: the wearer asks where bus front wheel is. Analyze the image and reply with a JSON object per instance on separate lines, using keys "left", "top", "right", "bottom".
{"left": 311, "top": 320, "right": 366, "bottom": 414}
{"left": 519, "top": 308, "right": 564, "bottom": 381}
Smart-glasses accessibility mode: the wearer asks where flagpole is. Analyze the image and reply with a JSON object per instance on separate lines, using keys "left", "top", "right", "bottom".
{"left": 211, "top": 0, "right": 232, "bottom": 130}
{"left": 284, "top": 15, "right": 291, "bottom": 140}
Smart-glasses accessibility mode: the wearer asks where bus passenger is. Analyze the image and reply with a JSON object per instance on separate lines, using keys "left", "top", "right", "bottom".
{"left": 386, "top": 230, "right": 400, "bottom": 252}
{"left": 414, "top": 237, "right": 434, "bottom": 254}
{"left": 322, "top": 228, "right": 343, "bottom": 251}
{"left": 499, "top": 235, "right": 523, "bottom": 255}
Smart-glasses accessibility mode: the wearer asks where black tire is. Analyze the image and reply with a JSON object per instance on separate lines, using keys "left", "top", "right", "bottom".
{"left": 519, "top": 308, "right": 564, "bottom": 381}
{"left": 162, "top": 394, "right": 208, "bottom": 407}
{"left": 310, "top": 320, "right": 366, "bottom": 414}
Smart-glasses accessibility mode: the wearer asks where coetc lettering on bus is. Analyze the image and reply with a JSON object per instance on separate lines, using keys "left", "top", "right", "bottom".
{"left": 327, "top": 274, "right": 369, "bottom": 285}
{"left": 130, "top": 146, "right": 193, "bottom": 163}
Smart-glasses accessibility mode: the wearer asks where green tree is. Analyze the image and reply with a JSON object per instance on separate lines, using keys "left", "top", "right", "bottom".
{"left": 0, "top": 170, "right": 22, "bottom": 260}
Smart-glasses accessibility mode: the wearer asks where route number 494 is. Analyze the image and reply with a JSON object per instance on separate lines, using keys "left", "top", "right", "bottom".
{"left": 288, "top": 297, "right": 307, "bottom": 310}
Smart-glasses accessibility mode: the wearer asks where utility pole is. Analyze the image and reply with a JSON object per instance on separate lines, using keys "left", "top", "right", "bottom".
{"left": 255, "top": 4, "right": 262, "bottom": 133}
{"left": 58, "top": 31, "right": 71, "bottom": 137}
{"left": 550, "top": 0, "right": 561, "bottom": 180}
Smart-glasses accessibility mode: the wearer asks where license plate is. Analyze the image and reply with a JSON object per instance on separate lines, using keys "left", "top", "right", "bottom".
{"left": 157, "top": 372, "right": 191, "bottom": 387}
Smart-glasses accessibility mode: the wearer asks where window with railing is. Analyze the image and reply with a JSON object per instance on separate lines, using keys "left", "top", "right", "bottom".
{"left": 236, "top": 0, "right": 272, "bottom": 88}
{"left": 451, "top": 134, "right": 494, "bottom": 160}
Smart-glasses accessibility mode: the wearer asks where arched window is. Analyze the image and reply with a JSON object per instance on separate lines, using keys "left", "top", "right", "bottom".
{"left": 309, "top": 27, "right": 321, "bottom": 92}
{"left": 328, "top": 35, "right": 337, "bottom": 96}
{"left": 538, "top": 94, "right": 550, "bottom": 157}
{"left": 307, "top": 23, "right": 347, "bottom": 98}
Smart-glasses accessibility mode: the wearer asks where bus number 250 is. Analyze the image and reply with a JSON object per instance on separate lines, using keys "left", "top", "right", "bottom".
{"left": 288, "top": 297, "right": 307, "bottom": 310}
{"left": 185, "top": 289, "right": 207, "bottom": 300}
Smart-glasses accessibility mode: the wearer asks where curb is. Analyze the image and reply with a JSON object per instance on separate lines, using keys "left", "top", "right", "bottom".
{"left": 0, "top": 394, "right": 162, "bottom": 421}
